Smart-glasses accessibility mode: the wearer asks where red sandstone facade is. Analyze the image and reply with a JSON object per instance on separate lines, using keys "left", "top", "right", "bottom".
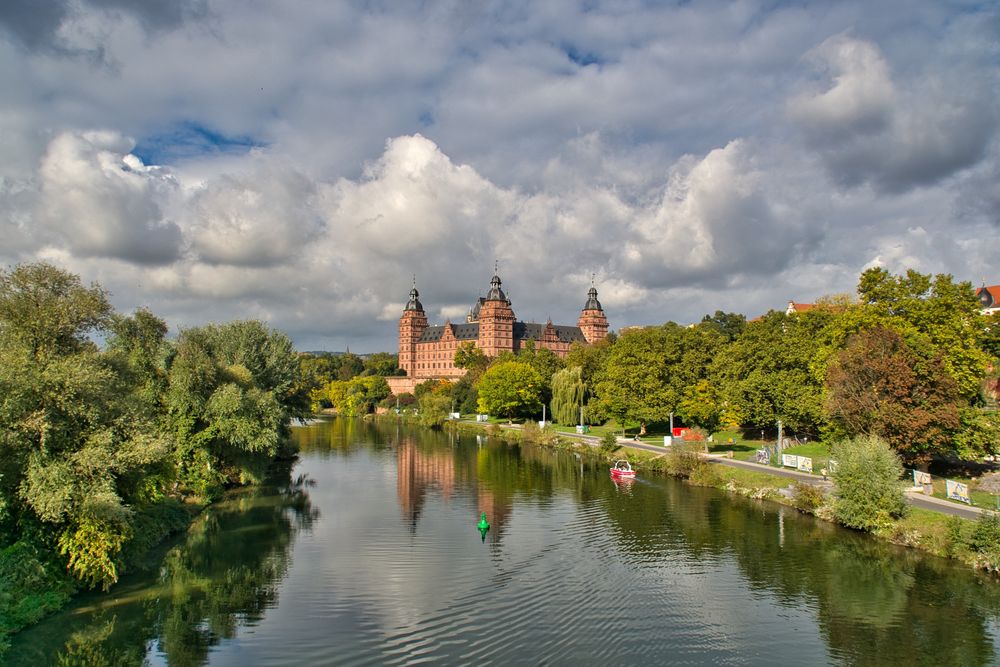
{"left": 387, "top": 273, "right": 609, "bottom": 395}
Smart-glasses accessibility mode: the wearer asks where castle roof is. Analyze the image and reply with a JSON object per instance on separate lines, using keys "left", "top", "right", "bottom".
{"left": 485, "top": 273, "right": 508, "bottom": 302}
{"left": 418, "top": 321, "right": 585, "bottom": 344}
{"left": 583, "top": 285, "right": 603, "bottom": 311}
{"left": 404, "top": 284, "right": 423, "bottom": 311}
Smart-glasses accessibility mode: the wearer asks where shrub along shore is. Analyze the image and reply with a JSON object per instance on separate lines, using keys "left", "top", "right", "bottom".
{"left": 439, "top": 417, "right": 1000, "bottom": 578}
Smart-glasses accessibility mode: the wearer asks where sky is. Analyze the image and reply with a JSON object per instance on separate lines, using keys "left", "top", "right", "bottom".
{"left": 0, "top": 1, "right": 997, "bottom": 352}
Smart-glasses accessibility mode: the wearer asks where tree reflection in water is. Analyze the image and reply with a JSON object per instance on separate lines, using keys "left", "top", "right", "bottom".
{"left": 10, "top": 464, "right": 317, "bottom": 667}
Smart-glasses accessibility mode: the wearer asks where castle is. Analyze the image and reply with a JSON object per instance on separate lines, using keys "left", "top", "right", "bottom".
{"left": 386, "top": 271, "right": 608, "bottom": 395}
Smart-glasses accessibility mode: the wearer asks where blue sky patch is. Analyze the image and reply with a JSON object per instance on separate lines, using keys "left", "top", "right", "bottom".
{"left": 133, "top": 121, "right": 262, "bottom": 165}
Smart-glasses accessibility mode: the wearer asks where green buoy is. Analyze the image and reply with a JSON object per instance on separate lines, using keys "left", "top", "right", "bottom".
{"left": 477, "top": 512, "right": 490, "bottom": 541}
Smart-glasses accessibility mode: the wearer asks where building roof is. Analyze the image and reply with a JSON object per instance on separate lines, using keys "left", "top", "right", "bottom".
{"left": 978, "top": 285, "right": 1000, "bottom": 310}
{"left": 583, "top": 285, "right": 603, "bottom": 311}
{"left": 786, "top": 301, "right": 814, "bottom": 314}
{"left": 514, "top": 322, "right": 586, "bottom": 343}
{"left": 417, "top": 321, "right": 586, "bottom": 344}
{"left": 404, "top": 285, "right": 423, "bottom": 311}
{"left": 418, "top": 323, "right": 480, "bottom": 342}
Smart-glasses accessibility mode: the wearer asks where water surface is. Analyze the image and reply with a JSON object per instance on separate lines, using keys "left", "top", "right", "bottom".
{"left": 11, "top": 418, "right": 1000, "bottom": 665}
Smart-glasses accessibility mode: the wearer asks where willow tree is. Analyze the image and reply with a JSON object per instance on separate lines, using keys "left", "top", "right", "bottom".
{"left": 551, "top": 366, "right": 585, "bottom": 425}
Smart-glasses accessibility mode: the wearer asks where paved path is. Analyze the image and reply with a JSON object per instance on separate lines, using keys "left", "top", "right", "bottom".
{"left": 466, "top": 421, "right": 986, "bottom": 520}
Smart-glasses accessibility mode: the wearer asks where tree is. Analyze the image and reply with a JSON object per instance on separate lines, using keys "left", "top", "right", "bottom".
{"left": 831, "top": 435, "right": 908, "bottom": 533}
{"left": 824, "top": 327, "right": 962, "bottom": 465}
{"left": 564, "top": 338, "right": 612, "bottom": 388}
{"left": 855, "top": 268, "right": 988, "bottom": 400}
{"left": 0, "top": 264, "right": 170, "bottom": 589}
{"left": 336, "top": 352, "right": 364, "bottom": 380}
{"left": 594, "top": 323, "right": 722, "bottom": 430}
{"left": 476, "top": 361, "right": 542, "bottom": 420}
{"left": 712, "top": 310, "right": 831, "bottom": 435}
{"left": 165, "top": 321, "right": 302, "bottom": 496}
{"left": 454, "top": 341, "right": 490, "bottom": 375}
{"left": 362, "top": 352, "right": 401, "bottom": 377}
{"left": 417, "top": 392, "right": 452, "bottom": 428}
{"left": 551, "top": 367, "right": 585, "bottom": 425}
{"left": 0, "top": 262, "right": 112, "bottom": 358}
{"left": 698, "top": 310, "right": 746, "bottom": 342}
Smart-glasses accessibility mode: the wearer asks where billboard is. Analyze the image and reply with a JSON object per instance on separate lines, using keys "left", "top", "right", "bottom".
{"left": 946, "top": 479, "right": 971, "bottom": 504}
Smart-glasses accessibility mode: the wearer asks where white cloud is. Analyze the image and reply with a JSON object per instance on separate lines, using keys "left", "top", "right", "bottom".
{"left": 36, "top": 130, "right": 182, "bottom": 264}
{"left": 0, "top": 1, "right": 997, "bottom": 350}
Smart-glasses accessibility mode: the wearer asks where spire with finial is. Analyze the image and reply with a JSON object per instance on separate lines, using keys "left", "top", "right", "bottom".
{"left": 584, "top": 275, "right": 602, "bottom": 312}
{"left": 404, "top": 277, "right": 423, "bottom": 311}
{"left": 486, "top": 262, "right": 506, "bottom": 301}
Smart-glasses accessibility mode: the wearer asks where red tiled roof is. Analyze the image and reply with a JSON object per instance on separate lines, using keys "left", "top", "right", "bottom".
{"left": 788, "top": 302, "right": 814, "bottom": 312}
{"left": 979, "top": 285, "right": 1000, "bottom": 309}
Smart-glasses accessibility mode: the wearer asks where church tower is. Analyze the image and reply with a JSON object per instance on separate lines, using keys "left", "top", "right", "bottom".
{"left": 577, "top": 283, "right": 608, "bottom": 344}
{"left": 398, "top": 281, "right": 428, "bottom": 376}
{"left": 477, "top": 271, "right": 515, "bottom": 357}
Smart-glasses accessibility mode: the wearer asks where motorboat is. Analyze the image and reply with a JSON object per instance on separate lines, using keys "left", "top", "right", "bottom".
{"left": 610, "top": 460, "right": 636, "bottom": 479}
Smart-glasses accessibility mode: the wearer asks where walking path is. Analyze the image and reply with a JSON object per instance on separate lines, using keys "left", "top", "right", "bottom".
{"left": 473, "top": 420, "right": 985, "bottom": 521}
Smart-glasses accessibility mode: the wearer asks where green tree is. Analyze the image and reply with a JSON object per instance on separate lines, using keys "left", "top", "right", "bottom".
{"left": 165, "top": 321, "right": 301, "bottom": 497}
{"left": 712, "top": 309, "right": 832, "bottom": 435}
{"left": 0, "top": 264, "right": 170, "bottom": 590}
{"left": 551, "top": 366, "right": 586, "bottom": 425}
{"left": 831, "top": 435, "right": 908, "bottom": 533}
{"left": 594, "top": 323, "right": 722, "bottom": 431}
{"left": 476, "top": 361, "right": 543, "bottom": 420}
{"left": 454, "top": 341, "right": 490, "bottom": 375}
{"left": 417, "top": 392, "right": 452, "bottom": 429}
{"left": 855, "top": 268, "right": 988, "bottom": 400}
{"left": 362, "top": 352, "right": 401, "bottom": 376}
{"left": 698, "top": 310, "right": 746, "bottom": 342}
{"left": 336, "top": 352, "right": 365, "bottom": 380}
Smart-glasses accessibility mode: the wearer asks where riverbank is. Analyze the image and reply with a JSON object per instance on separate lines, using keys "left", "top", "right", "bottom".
{"left": 436, "top": 416, "right": 1000, "bottom": 577}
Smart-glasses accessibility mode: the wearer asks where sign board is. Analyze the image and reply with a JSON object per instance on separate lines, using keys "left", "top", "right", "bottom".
{"left": 476, "top": 414, "right": 489, "bottom": 422}
{"left": 449, "top": 412, "right": 461, "bottom": 420}
{"left": 663, "top": 436, "right": 673, "bottom": 446}
{"left": 672, "top": 427, "right": 689, "bottom": 438}
{"left": 828, "top": 459, "right": 838, "bottom": 474}
{"left": 797, "top": 456, "right": 813, "bottom": 473}
{"left": 756, "top": 449, "right": 770, "bottom": 464}
{"left": 912, "top": 470, "right": 931, "bottom": 487}
{"left": 782, "top": 454, "right": 799, "bottom": 468}
{"left": 946, "top": 479, "right": 971, "bottom": 505}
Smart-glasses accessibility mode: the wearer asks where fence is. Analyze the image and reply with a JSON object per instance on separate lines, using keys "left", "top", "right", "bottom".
{"left": 902, "top": 468, "right": 994, "bottom": 508}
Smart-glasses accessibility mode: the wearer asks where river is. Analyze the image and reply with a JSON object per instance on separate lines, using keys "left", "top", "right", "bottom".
{"left": 10, "top": 417, "right": 1000, "bottom": 665}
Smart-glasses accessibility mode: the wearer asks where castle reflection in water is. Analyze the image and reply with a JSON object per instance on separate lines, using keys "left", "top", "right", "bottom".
{"left": 396, "top": 434, "right": 511, "bottom": 541}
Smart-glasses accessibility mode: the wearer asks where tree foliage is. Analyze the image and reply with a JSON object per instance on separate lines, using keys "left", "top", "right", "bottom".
{"left": 825, "top": 327, "right": 962, "bottom": 464}
{"left": 551, "top": 366, "right": 585, "bottom": 425}
{"left": 831, "top": 435, "right": 908, "bottom": 533}
{"left": 594, "top": 324, "right": 722, "bottom": 429}
{"left": 476, "top": 361, "right": 542, "bottom": 419}
{"left": 712, "top": 310, "right": 830, "bottom": 435}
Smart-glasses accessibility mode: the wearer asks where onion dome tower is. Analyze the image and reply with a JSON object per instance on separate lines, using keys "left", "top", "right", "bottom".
{"left": 477, "top": 265, "right": 515, "bottom": 356}
{"left": 399, "top": 279, "right": 428, "bottom": 377}
{"left": 577, "top": 281, "right": 608, "bottom": 344}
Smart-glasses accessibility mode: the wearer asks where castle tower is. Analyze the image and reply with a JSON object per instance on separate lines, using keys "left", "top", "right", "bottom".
{"left": 399, "top": 281, "right": 428, "bottom": 376}
{"left": 477, "top": 271, "right": 515, "bottom": 357}
{"left": 577, "top": 283, "right": 608, "bottom": 344}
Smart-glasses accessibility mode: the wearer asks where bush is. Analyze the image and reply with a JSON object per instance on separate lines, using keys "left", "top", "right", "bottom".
{"left": 792, "top": 482, "right": 827, "bottom": 513}
{"left": 665, "top": 442, "right": 706, "bottom": 478}
{"left": 969, "top": 512, "right": 1000, "bottom": 571}
{"left": 417, "top": 392, "right": 452, "bottom": 429}
{"left": 831, "top": 435, "right": 908, "bottom": 533}
{"left": 0, "top": 540, "right": 74, "bottom": 652}
{"left": 598, "top": 432, "right": 620, "bottom": 457}
{"left": 521, "top": 421, "right": 560, "bottom": 446}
